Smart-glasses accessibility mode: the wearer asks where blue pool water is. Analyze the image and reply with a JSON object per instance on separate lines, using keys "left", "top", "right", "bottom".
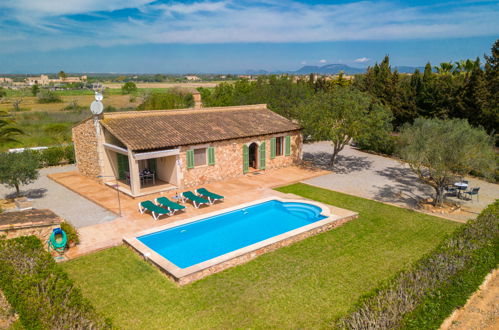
{"left": 137, "top": 200, "right": 327, "bottom": 269}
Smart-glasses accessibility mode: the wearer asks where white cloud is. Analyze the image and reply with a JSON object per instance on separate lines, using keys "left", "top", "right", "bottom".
{"left": 354, "top": 57, "right": 370, "bottom": 63}
{"left": 0, "top": 0, "right": 498, "bottom": 53}
{"left": 319, "top": 59, "right": 327, "bottom": 63}
{"left": 301, "top": 60, "right": 307, "bottom": 65}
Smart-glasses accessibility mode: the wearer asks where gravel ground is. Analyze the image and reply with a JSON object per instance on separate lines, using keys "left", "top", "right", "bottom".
{"left": 0, "top": 165, "right": 116, "bottom": 228}
{"left": 302, "top": 142, "right": 499, "bottom": 221}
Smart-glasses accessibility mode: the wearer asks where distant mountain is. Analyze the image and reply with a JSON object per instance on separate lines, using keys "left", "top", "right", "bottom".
{"left": 242, "top": 64, "right": 423, "bottom": 76}
{"left": 294, "top": 64, "right": 365, "bottom": 75}
{"left": 396, "top": 66, "right": 425, "bottom": 73}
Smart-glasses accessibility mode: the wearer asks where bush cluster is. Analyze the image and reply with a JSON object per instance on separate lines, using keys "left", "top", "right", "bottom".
{"left": 32, "top": 144, "right": 76, "bottom": 167}
{"left": 39, "top": 147, "right": 65, "bottom": 166}
{"left": 336, "top": 201, "right": 499, "bottom": 329}
{"left": 60, "top": 221, "right": 80, "bottom": 245}
{"left": 0, "top": 236, "right": 110, "bottom": 329}
{"left": 138, "top": 90, "right": 194, "bottom": 110}
{"left": 37, "top": 90, "right": 62, "bottom": 103}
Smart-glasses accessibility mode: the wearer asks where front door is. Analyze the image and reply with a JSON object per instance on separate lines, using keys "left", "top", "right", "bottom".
{"left": 248, "top": 143, "right": 258, "bottom": 169}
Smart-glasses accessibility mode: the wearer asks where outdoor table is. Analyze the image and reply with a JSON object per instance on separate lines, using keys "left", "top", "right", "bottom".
{"left": 140, "top": 172, "right": 155, "bottom": 185}
{"left": 454, "top": 182, "right": 468, "bottom": 199}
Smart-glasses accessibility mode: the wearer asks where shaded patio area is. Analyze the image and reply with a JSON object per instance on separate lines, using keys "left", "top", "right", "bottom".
{"left": 49, "top": 165, "right": 329, "bottom": 258}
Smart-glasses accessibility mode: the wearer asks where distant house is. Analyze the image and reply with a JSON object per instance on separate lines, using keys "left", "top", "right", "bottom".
{"left": 0, "top": 77, "right": 13, "bottom": 84}
{"left": 185, "top": 75, "right": 201, "bottom": 81}
{"left": 25, "top": 74, "right": 87, "bottom": 86}
{"left": 72, "top": 104, "right": 302, "bottom": 197}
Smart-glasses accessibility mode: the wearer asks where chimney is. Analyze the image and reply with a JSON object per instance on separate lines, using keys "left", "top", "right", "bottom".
{"left": 193, "top": 91, "right": 202, "bottom": 109}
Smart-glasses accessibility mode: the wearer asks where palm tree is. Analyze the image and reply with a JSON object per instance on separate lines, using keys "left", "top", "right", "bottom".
{"left": 454, "top": 59, "right": 477, "bottom": 77}
{"left": 434, "top": 62, "right": 454, "bottom": 75}
{"left": 0, "top": 111, "right": 23, "bottom": 146}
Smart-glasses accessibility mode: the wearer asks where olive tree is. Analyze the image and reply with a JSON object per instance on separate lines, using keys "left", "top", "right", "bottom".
{"left": 0, "top": 151, "right": 39, "bottom": 196}
{"left": 296, "top": 87, "right": 393, "bottom": 165}
{"left": 398, "top": 118, "right": 495, "bottom": 206}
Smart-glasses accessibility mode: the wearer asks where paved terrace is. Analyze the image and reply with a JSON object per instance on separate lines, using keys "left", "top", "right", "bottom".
{"left": 49, "top": 166, "right": 329, "bottom": 258}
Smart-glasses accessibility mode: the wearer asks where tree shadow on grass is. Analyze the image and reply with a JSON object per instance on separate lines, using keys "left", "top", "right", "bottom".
{"left": 303, "top": 151, "right": 373, "bottom": 174}
{"left": 5, "top": 188, "right": 47, "bottom": 200}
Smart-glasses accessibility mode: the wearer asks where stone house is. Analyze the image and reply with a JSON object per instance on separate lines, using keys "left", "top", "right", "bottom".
{"left": 72, "top": 104, "right": 302, "bottom": 197}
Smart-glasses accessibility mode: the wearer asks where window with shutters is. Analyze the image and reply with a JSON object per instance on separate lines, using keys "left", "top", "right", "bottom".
{"left": 275, "top": 136, "right": 284, "bottom": 156}
{"left": 194, "top": 148, "right": 207, "bottom": 167}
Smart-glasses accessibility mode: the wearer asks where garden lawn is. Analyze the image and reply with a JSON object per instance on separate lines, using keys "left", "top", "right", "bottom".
{"left": 62, "top": 183, "right": 460, "bottom": 329}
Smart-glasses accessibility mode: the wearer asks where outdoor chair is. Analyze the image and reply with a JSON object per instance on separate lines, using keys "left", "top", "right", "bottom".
{"left": 155, "top": 197, "right": 186, "bottom": 214}
{"left": 138, "top": 200, "right": 172, "bottom": 220}
{"left": 195, "top": 188, "right": 224, "bottom": 204}
{"left": 181, "top": 191, "right": 210, "bottom": 208}
{"left": 464, "top": 187, "right": 480, "bottom": 202}
{"left": 444, "top": 185, "right": 457, "bottom": 197}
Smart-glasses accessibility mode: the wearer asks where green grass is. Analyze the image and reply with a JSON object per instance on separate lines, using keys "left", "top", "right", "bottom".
{"left": 62, "top": 183, "right": 460, "bottom": 329}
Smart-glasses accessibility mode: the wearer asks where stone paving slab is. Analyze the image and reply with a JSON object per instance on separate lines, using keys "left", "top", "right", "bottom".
{"left": 302, "top": 142, "right": 499, "bottom": 222}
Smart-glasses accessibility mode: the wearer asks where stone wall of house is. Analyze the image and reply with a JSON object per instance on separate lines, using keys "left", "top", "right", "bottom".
{"left": 72, "top": 118, "right": 101, "bottom": 179}
{"left": 180, "top": 131, "right": 302, "bottom": 188}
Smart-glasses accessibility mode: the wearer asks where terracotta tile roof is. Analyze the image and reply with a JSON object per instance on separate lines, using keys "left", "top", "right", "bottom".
{"left": 100, "top": 104, "right": 301, "bottom": 151}
{"left": 0, "top": 209, "right": 62, "bottom": 230}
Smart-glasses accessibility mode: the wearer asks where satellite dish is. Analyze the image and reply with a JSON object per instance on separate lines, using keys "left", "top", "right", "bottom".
{"left": 95, "top": 92, "right": 103, "bottom": 101}
{"left": 90, "top": 100, "right": 104, "bottom": 115}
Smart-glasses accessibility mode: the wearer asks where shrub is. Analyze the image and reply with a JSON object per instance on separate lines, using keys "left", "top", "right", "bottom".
{"left": 39, "top": 147, "right": 65, "bottom": 166}
{"left": 356, "top": 133, "right": 397, "bottom": 155}
{"left": 64, "top": 144, "right": 76, "bottom": 163}
{"left": 37, "top": 90, "right": 62, "bottom": 103}
{"left": 336, "top": 201, "right": 499, "bottom": 329}
{"left": 60, "top": 221, "right": 79, "bottom": 245}
{"left": 0, "top": 236, "right": 110, "bottom": 328}
{"left": 138, "top": 90, "right": 194, "bottom": 110}
{"left": 121, "top": 81, "right": 137, "bottom": 95}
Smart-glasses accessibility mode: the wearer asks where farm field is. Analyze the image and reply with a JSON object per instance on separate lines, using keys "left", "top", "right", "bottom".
{"left": 103, "top": 81, "right": 225, "bottom": 89}
{"left": 0, "top": 94, "right": 139, "bottom": 112}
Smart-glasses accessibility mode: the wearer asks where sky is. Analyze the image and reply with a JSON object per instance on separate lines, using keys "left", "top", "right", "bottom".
{"left": 0, "top": 0, "right": 498, "bottom": 73}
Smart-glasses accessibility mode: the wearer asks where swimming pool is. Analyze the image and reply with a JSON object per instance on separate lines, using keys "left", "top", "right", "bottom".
{"left": 124, "top": 197, "right": 356, "bottom": 285}
{"left": 137, "top": 200, "right": 327, "bottom": 269}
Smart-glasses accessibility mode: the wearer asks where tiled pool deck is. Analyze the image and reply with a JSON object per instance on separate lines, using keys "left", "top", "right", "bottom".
{"left": 124, "top": 196, "right": 357, "bottom": 285}
{"left": 49, "top": 166, "right": 332, "bottom": 259}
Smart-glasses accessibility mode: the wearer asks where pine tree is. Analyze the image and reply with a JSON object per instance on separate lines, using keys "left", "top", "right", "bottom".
{"left": 484, "top": 39, "right": 499, "bottom": 133}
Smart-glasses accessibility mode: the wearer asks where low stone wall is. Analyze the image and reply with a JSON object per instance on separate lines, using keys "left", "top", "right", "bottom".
{"left": 174, "top": 214, "right": 356, "bottom": 285}
{"left": 126, "top": 209, "right": 357, "bottom": 286}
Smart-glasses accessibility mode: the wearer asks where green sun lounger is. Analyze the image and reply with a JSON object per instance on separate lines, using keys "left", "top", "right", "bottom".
{"left": 195, "top": 188, "right": 224, "bottom": 204}
{"left": 139, "top": 200, "right": 172, "bottom": 220}
{"left": 155, "top": 197, "right": 186, "bottom": 214}
{"left": 181, "top": 191, "right": 210, "bottom": 208}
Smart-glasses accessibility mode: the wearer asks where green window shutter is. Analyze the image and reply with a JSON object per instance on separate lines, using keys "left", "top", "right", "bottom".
{"left": 285, "top": 136, "right": 291, "bottom": 156}
{"left": 259, "top": 142, "right": 266, "bottom": 170}
{"left": 149, "top": 158, "right": 157, "bottom": 173}
{"left": 117, "top": 153, "right": 129, "bottom": 180}
{"left": 270, "top": 138, "right": 276, "bottom": 159}
{"left": 243, "top": 144, "right": 249, "bottom": 174}
{"left": 186, "top": 149, "right": 194, "bottom": 169}
{"left": 208, "top": 147, "right": 215, "bottom": 166}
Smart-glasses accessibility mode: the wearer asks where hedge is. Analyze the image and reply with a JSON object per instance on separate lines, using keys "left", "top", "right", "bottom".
{"left": 336, "top": 201, "right": 499, "bottom": 329}
{"left": 0, "top": 236, "right": 110, "bottom": 329}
